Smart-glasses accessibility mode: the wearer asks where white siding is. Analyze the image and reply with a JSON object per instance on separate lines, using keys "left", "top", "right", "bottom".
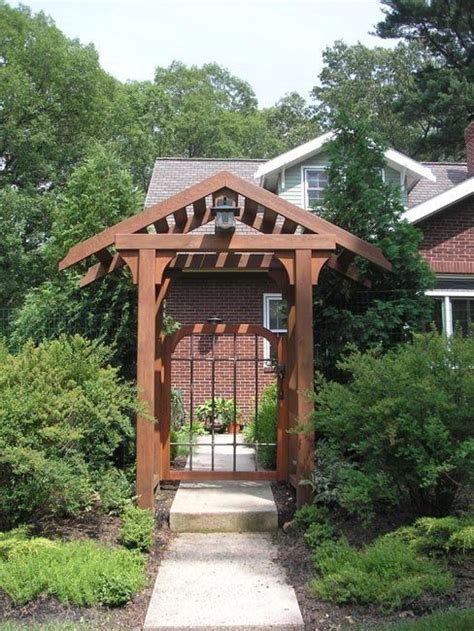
{"left": 277, "top": 153, "right": 328, "bottom": 208}
{"left": 275, "top": 153, "right": 407, "bottom": 209}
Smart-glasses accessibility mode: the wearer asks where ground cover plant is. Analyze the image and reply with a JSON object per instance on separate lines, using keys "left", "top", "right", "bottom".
{"left": 0, "top": 528, "right": 145, "bottom": 607}
{"left": 243, "top": 382, "right": 278, "bottom": 469}
{"left": 310, "top": 331, "right": 474, "bottom": 522}
{"left": 120, "top": 506, "right": 154, "bottom": 552}
{"left": 363, "top": 607, "right": 474, "bottom": 631}
{"left": 310, "top": 535, "right": 454, "bottom": 611}
{"left": 0, "top": 336, "right": 141, "bottom": 528}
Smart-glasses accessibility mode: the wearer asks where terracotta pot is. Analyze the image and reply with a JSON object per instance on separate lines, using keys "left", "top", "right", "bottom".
{"left": 227, "top": 423, "right": 240, "bottom": 434}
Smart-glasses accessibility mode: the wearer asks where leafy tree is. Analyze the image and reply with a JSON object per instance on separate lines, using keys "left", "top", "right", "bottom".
{"left": 312, "top": 41, "right": 426, "bottom": 155}
{"left": 0, "top": 188, "right": 55, "bottom": 310}
{"left": 10, "top": 145, "right": 142, "bottom": 375}
{"left": 315, "top": 110, "right": 435, "bottom": 378}
{"left": 0, "top": 4, "right": 118, "bottom": 190}
{"left": 263, "top": 92, "right": 319, "bottom": 151}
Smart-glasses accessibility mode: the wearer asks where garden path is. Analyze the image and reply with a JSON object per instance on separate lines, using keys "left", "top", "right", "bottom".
{"left": 144, "top": 438, "right": 303, "bottom": 630}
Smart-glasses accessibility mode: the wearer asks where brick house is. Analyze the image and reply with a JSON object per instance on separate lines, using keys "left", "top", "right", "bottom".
{"left": 145, "top": 123, "right": 473, "bottom": 420}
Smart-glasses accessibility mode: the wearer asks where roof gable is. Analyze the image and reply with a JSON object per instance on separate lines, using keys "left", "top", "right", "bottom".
{"left": 254, "top": 131, "right": 436, "bottom": 189}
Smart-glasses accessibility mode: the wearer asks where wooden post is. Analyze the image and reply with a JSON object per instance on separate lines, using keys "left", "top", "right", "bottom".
{"left": 294, "top": 249, "right": 315, "bottom": 507}
{"left": 136, "top": 249, "right": 156, "bottom": 509}
{"left": 154, "top": 306, "right": 163, "bottom": 483}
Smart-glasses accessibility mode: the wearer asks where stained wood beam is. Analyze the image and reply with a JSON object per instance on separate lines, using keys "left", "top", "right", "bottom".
{"left": 221, "top": 172, "right": 391, "bottom": 271}
{"left": 136, "top": 249, "right": 156, "bottom": 509}
{"left": 79, "top": 253, "right": 125, "bottom": 288}
{"left": 95, "top": 249, "right": 113, "bottom": 265}
{"left": 154, "top": 218, "right": 169, "bottom": 233}
{"left": 116, "top": 233, "right": 337, "bottom": 252}
{"left": 173, "top": 207, "right": 188, "bottom": 231}
{"left": 193, "top": 197, "right": 207, "bottom": 217}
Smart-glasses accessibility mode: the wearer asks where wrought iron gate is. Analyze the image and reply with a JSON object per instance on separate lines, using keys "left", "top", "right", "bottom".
{"left": 161, "top": 324, "right": 288, "bottom": 481}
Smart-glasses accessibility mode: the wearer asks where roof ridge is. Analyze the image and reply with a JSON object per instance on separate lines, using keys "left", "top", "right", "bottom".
{"left": 153, "top": 157, "right": 266, "bottom": 163}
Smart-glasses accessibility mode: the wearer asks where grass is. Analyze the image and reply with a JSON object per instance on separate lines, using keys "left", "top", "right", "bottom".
{"left": 0, "top": 534, "right": 146, "bottom": 607}
{"left": 359, "top": 608, "right": 474, "bottom": 630}
{"left": 0, "top": 625, "right": 90, "bottom": 630}
{"left": 310, "top": 536, "right": 454, "bottom": 611}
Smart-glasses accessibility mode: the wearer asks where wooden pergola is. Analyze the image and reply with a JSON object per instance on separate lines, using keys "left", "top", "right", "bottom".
{"left": 60, "top": 171, "right": 391, "bottom": 508}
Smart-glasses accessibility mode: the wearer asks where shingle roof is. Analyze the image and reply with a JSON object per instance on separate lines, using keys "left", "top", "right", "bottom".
{"left": 146, "top": 157, "right": 470, "bottom": 211}
{"left": 145, "top": 158, "right": 265, "bottom": 207}
{"left": 408, "top": 162, "right": 468, "bottom": 207}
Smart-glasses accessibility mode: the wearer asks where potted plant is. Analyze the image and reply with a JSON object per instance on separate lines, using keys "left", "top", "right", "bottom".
{"left": 195, "top": 397, "right": 240, "bottom": 433}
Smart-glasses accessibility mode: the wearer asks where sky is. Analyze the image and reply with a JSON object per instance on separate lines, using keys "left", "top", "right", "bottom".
{"left": 16, "top": 0, "right": 394, "bottom": 107}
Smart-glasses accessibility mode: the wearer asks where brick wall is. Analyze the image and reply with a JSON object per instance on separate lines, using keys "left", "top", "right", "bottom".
{"left": 166, "top": 274, "right": 279, "bottom": 422}
{"left": 418, "top": 197, "right": 474, "bottom": 274}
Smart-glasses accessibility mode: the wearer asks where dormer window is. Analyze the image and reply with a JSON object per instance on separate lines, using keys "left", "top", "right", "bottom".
{"left": 303, "top": 167, "right": 328, "bottom": 209}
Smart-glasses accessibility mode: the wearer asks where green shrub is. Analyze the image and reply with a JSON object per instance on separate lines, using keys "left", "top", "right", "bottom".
{"left": 362, "top": 607, "right": 474, "bottom": 631}
{"left": 447, "top": 526, "right": 474, "bottom": 554}
{"left": 120, "top": 505, "right": 154, "bottom": 552}
{"left": 312, "top": 331, "right": 474, "bottom": 519}
{"left": 243, "top": 383, "right": 277, "bottom": 469}
{"left": 383, "top": 515, "right": 474, "bottom": 557}
{"left": 0, "top": 534, "right": 145, "bottom": 606}
{"left": 294, "top": 504, "right": 330, "bottom": 531}
{"left": 97, "top": 468, "right": 134, "bottom": 515}
{"left": 311, "top": 536, "right": 454, "bottom": 610}
{"left": 304, "top": 522, "right": 337, "bottom": 549}
{"left": 0, "top": 336, "right": 142, "bottom": 528}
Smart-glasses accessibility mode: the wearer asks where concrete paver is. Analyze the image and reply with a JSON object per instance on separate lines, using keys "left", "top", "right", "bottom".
{"left": 143, "top": 533, "right": 304, "bottom": 631}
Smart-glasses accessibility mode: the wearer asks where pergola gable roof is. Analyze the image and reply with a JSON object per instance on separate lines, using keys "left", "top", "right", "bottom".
{"left": 59, "top": 170, "right": 391, "bottom": 281}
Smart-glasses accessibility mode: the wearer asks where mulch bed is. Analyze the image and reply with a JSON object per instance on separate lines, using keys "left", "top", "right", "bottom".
{"left": 0, "top": 484, "right": 177, "bottom": 630}
{"left": 270, "top": 482, "right": 474, "bottom": 631}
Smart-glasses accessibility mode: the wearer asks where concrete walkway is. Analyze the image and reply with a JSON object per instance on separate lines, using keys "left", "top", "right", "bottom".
{"left": 187, "top": 433, "right": 256, "bottom": 472}
{"left": 144, "top": 435, "right": 303, "bottom": 630}
{"left": 171, "top": 433, "right": 277, "bottom": 532}
{"left": 143, "top": 533, "right": 304, "bottom": 631}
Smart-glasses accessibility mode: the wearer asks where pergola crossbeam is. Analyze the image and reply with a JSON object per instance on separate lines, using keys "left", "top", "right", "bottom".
{"left": 115, "top": 233, "right": 337, "bottom": 252}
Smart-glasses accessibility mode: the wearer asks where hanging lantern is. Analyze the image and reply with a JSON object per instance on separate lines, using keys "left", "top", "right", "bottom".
{"left": 211, "top": 195, "right": 239, "bottom": 234}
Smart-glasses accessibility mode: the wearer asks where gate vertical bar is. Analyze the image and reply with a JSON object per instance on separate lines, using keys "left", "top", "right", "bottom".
{"left": 136, "top": 248, "right": 156, "bottom": 509}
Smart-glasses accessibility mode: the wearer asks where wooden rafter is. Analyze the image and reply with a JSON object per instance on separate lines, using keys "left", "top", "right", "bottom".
{"left": 60, "top": 170, "right": 390, "bottom": 273}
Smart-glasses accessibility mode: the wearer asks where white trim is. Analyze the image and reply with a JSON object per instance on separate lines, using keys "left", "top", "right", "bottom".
{"left": 254, "top": 131, "right": 435, "bottom": 185}
{"left": 444, "top": 296, "right": 453, "bottom": 336}
{"left": 263, "top": 293, "right": 286, "bottom": 361}
{"left": 426, "top": 289, "right": 474, "bottom": 297}
{"left": 254, "top": 132, "right": 334, "bottom": 180}
{"left": 427, "top": 289, "right": 474, "bottom": 336}
{"left": 301, "top": 165, "right": 328, "bottom": 209}
{"left": 403, "top": 177, "right": 474, "bottom": 224}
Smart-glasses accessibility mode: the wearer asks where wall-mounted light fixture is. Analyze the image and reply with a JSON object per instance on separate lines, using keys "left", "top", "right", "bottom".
{"left": 211, "top": 195, "right": 240, "bottom": 234}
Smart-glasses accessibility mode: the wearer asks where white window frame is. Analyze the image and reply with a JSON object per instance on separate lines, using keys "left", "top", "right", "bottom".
{"left": 301, "top": 165, "right": 328, "bottom": 209}
{"left": 426, "top": 288, "right": 474, "bottom": 336}
{"left": 263, "top": 293, "right": 287, "bottom": 362}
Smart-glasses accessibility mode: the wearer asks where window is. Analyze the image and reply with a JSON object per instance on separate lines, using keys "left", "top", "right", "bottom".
{"left": 303, "top": 167, "right": 328, "bottom": 209}
{"left": 263, "top": 293, "right": 287, "bottom": 363}
{"left": 427, "top": 290, "right": 474, "bottom": 336}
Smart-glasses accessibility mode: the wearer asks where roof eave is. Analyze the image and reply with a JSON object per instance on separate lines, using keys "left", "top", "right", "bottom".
{"left": 403, "top": 177, "right": 474, "bottom": 224}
